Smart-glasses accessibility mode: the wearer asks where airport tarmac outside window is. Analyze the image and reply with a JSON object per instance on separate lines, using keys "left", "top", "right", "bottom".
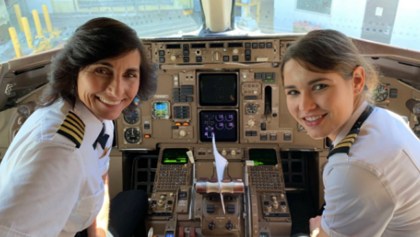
{"left": 0, "top": 0, "right": 419, "bottom": 63}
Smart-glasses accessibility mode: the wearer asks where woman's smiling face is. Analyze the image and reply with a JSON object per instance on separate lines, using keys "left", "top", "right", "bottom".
{"left": 283, "top": 59, "right": 364, "bottom": 141}
{"left": 77, "top": 50, "right": 141, "bottom": 121}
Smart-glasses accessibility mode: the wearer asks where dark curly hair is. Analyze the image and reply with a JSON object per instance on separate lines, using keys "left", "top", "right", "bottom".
{"left": 40, "top": 17, "right": 157, "bottom": 107}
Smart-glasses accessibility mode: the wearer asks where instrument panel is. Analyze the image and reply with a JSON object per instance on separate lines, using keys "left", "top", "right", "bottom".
{"left": 115, "top": 37, "right": 323, "bottom": 151}
{"left": 115, "top": 36, "right": 420, "bottom": 152}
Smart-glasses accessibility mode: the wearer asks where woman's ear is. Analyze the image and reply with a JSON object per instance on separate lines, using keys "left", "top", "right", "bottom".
{"left": 352, "top": 66, "right": 366, "bottom": 95}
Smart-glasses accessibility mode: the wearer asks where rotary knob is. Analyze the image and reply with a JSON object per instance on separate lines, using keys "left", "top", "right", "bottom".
{"left": 208, "top": 221, "right": 216, "bottom": 230}
{"left": 179, "top": 129, "right": 187, "bottom": 137}
{"left": 225, "top": 221, "right": 234, "bottom": 230}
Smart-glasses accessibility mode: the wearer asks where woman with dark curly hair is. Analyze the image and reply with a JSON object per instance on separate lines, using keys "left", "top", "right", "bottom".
{"left": 0, "top": 17, "right": 156, "bottom": 237}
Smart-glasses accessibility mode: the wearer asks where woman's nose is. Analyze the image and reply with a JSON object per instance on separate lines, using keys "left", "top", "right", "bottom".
{"left": 107, "top": 76, "right": 123, "bottom": 96}
{"left": 299, "top": 92, "right": 316, "bottom": 112}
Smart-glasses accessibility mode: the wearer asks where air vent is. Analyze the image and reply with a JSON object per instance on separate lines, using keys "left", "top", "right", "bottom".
{"left": 166, "top": 44, "right": 181, "bottom": 49}
{"left": 228, "top": 42, "right": 243, "bottom": 47}
{"left": 209, "top": 43, "right": 224, "bottom": 48}
{"left": 191, "top": 43, "right": 206, "bottom": 48}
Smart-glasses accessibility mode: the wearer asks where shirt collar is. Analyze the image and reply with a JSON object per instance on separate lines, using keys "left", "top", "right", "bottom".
{"left": 73, "top": 99, "right": 104, "bottom": 143}
{"left": 333, "top": 101, "right": 369, "bottom": 146}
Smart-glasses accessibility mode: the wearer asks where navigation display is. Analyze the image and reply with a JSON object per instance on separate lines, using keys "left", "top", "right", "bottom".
{"left": 198, "top": 73, "right": 238, "bottom": 106}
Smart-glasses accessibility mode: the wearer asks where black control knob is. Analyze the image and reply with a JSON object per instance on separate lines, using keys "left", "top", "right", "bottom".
{"left": 225, "top": 221, "right": 234, "bottom": 230}
{"left": 208, "top": 221, "right": 216, "bottom": 230}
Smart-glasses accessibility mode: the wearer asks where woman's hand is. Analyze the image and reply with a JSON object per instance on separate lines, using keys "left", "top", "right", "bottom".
{"left": 309, "top": 216, "right": 322, "bottom": 237}
{"left": 88, "top": 174, "right": 110, "bottom": 237}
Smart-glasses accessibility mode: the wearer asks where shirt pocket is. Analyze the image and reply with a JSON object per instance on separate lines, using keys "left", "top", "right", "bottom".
{"left": 64, "top": 189, "right": 104, "bottom": 233}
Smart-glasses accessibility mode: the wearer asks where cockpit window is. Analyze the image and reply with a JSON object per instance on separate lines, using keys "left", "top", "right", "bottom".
{"left": 0, "top": 0, "right": 419, "bottom": 63}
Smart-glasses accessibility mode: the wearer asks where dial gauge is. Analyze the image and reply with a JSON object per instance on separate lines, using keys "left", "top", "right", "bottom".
{"left": 124, "top": 127, "right": 141, "bottom": 144}
{"left": 373, "top": 83, "right": 389, "bottom": 102}
{"left": 123, "top": 106, "right": 140, "bottom": 124}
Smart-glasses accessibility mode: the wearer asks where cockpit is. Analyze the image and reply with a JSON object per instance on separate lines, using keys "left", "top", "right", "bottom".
{"left": 0, "top": 1, "right": 419, "bottom": 236}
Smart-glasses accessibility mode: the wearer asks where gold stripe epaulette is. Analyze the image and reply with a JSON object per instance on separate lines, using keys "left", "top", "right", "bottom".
{"left": 326, "top": 105, "right": 374, "bottom": 159}
{"left": 327, "top": 132, "right": 357, "bottom": 158}
{"left": 57, "top": 111, "right": 85, "bottom": 148}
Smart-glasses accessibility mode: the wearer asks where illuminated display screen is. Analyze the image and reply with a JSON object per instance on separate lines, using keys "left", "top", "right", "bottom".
{"left": 199, "top": 110, "right": 237, "bottom": 142}
{"left": 162, "top": 148, "right": 189, "bottom": 164}
{"left": 199, "top": 73, "right": 237, "bottom": 106}
{"left": 152, "top": 101, "right": 170, "bottom": 119}
{"left": 249, "top": 148, "right": 278, "bottom": 166}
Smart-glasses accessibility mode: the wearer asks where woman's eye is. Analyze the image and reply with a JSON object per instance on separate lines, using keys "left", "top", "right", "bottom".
{"left": 94, "top": 67, "right": 112, "bottom": 77}
{"left": 313, "top": 84, "right": 328, "bottom": 91}
{"left": 125, "top": 72, "right": 138, "bottom": 79}
{"left": 123, "top": 70, "right": 140, "bottom": 80}
{"left": 286, "top": 90, "right": 299, "bottom": 96}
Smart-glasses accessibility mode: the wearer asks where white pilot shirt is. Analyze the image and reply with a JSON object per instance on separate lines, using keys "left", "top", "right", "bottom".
{"left": 321, "top": 101, "right": 420, "bottom": 237}
{"left": 0, "top": 98, "right": 113, "bottom": 237}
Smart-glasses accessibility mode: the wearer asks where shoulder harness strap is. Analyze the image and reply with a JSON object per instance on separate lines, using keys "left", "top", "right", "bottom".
{"left": 327, "top": 105, "right": 374, "bottom": 159}
{"left": 57, "top": 111, "right": 85, "bottom": 148}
